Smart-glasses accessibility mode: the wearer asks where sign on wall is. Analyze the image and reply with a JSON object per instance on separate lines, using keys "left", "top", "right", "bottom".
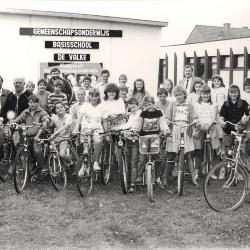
{"left": 54, "top": 53, "right": 90, "bottom": 61}
{"left": 40, "top": 62, "right": 103, "bottom": 86}
{"left": 45, "top": 41, "right": 99, "bottom": 49}
{"left": 20, "top": 27, "right": 122, "bottom": 37}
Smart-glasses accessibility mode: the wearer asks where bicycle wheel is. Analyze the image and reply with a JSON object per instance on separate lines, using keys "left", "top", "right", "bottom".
{"left": 117, "top": 149, "right": 128, "bottom": 194}
{"left": 13, "top": 147, "right": 29, "bottom": 194}
{"left": 0, "top": 143, "right": 15, "bottom": 181}
{"left": 177, "top": 148, "right": 185, "bottom": 196}
{"left": 48, "top": 154, "right": 67, "bottom": 191}
{"left": 100, "top": 142, "right": 112, "bottom": 185}
{"left": 146, "top": 163, "right": 154, "bottom": 202}
{"left": 204, "top": 161, "right": 247, "bottom": 212}
{"left": 76, "top": 156, "right": 93, "bottom": 197}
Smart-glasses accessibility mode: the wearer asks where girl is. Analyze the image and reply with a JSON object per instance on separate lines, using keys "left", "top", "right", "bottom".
{"left": 36, "top": 78, "right": 51, "bottom": 113}
{"left": 165, "top": 85, "right": 198, "bottom": 186}
{"left": 241, "top": 77, "right": 250, "bottom": 105}
{"left": 163, "top": 79, "right": 176, "bottom": 103}
{"left": 128, "top": 79, "right": 149, "bottom": 108}
{"left": 193, "top": 84, "right": 219, "bottom": 178}
{"left": 102, "top": 83, "right": 126, "bottom": 129}
{"left": 211, "top": 75, "right": 227, "bottom": 112}
{"left": 187, "top": 79, "right": 203, "bottom": 105}
{"left": 74, "top": 88, "right": 104, "bottom": 172}
{"left": 49, "top": 102, "right": 73, "bottom": 165}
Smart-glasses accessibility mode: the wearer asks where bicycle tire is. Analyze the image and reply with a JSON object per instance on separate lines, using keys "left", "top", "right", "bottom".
{"left": 177, "top": 148, "right": 185, "bottom": 196}
{"left": 206, "top": 142, "right": 212, "bottom": 175}
{"left": 13, "top": 147, "right": 29, "bottom": 194}
{"left": 204, "top": 161, "right": 247, "bottom": 212}
{"left": 117, "top": 148, "right": 128, "bottom": 194}
{"left": 0, "top": 143, "right": 15, "bottom": 181}
{"left": 48, "top": 154, "right": 67, "bottom": 191}
{"left": 100, "top": 142, "right": 112, "bottom": 185}
{"left": 76, "top": 155, "right": 93, "bottom": 197}
{"left": 146, "top": 163, "right": 154, "bottom": 202}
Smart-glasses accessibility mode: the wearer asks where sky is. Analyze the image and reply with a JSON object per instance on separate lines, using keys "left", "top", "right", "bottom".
{"left": 1, "top": 0, "right": 250, "bottom": 45}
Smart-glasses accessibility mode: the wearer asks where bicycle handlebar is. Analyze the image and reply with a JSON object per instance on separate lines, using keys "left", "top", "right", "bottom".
{"left": 99, "top": 127, "right": 131, "bottom": 136}
{"left": 168, "top": 120, "right": 198, "bottom": 128}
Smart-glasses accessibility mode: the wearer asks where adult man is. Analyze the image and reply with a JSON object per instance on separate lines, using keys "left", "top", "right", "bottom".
{"left": 0, "top": 77, "right": 31, "bottom": 123}
{"left": 47, "top": 68, "right": 74, "bottom": 104}
{"left": 0, "top": 76, "right": 10, "bottom": 114}
{"left": 179, "top": 65, "right": 202, "bottom": 94}
{"left": 96, "top": 69, "right": 110, "bottom": 99}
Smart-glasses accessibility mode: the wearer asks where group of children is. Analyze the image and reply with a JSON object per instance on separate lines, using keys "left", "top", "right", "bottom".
{"left": 7, "top": 72, "right": 250, "bottom": 193}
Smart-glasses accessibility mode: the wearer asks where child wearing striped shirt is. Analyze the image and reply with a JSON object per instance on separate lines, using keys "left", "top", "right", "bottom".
{"left": 48, "top": 79, "right": 68, "bottom": 114}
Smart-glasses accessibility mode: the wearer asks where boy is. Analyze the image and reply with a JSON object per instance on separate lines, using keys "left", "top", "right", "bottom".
{"left": 12, "top": 94, "right": 49, "bottom": 176}
{"left": 26, "top": 81, "right": 35, "bottom": 94}
{"left": 119, "top": 86, "right": 129, "bottom": 110}
{"left": 48, "top": 79, "right": 69, "bottom": 114}
{"left": 133, "top": 96, "right": 169, "bottom": 185}
{"left": 155, "top": 88, "right": 170, "bottom": 117}
{"left": 80, "top": 76, "right": 91, "bottom": 101}
{"left": 120, "top": 98, "right": 141, "bottom": 193}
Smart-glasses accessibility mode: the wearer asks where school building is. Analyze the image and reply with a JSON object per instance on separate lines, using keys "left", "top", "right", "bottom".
{"left": 0, "top": 9, "right": 168, "bottom": 95}
{"left": 159, "top": 23, "right": 250, "bottom": 91}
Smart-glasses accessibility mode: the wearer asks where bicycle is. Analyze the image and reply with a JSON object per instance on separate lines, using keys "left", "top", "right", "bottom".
{"left": 204, "top": 123, "right": 250, "bottom": 212}
{"left": 0, "top": 124, "right": 16, "bottom": 181}
{"left": 100, "top": 127, "right": 129, "bottom": 194}
{"left": 12, "top": 123, "right": 41, "bottom": 194}
{"left": 75, "top": 129, "right": 98, "bottom": 197}
{"left": 138, "top": 134, "right": 167, "bottom": 202}
{"left": 39, "top": 137, "right": 68, "bottom": 191}
{"left": 168, "top": 121, "right": 197, "bottom": 196}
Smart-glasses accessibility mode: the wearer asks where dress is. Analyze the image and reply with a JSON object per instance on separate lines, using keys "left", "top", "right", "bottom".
{"left": 187, "top": 92, "right": 200, "bottom": 106}
{"left": 166, "top": 101, "right": 196, "bottom": 153}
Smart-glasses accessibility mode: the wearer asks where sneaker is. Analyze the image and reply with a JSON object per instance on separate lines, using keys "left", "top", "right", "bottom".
{"left": 194, "top": 169, "right": 199, "bottom": 180}
{"left": 128, "top": 184, "right": 136, "bottom": 193}
{"left": 155, "top": 177, "right": 162, "bottom": 185}
{"left": 211, "top": 173, "right": 218, "bottom": 179}
{"left": 78, "top": 166, "right": 85, "bottom": 178}
{"left": 236, "top": 173, "right": 244, "bottom": 181}
{"left": 219, "top": 168, "right": 225, "bottom": 180}
{"left": 93, "top": 162, "right": 101, "bottom": 172}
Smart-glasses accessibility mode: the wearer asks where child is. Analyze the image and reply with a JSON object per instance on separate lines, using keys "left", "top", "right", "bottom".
{"left": 163, "top": 79, "right": 176, "bottom": 103}
{"left": 79, "top": 76, "right": 91, "bottom": 101}
{"left": 193, "top": 84, "right": 219, "bottom": 178}
{"left": 36, "top": 78, "right": 51, "bottom": 113}
{"left": 241, "top": 77, "right": 250, "bottom": 105}
{"left": 119, "top": 85, "right": 129, "bottom": 110}
{"left": 48, "top": 79, "right": 69, "bottom": 114}
{"left": 211, "top": 75, "right": 227, "bottom": 112}
{"left": 49, "top": 102, "right": 73, "bottom": 165}
{"left": 134, "top": 96, "right": 169, "bottom": 185}
{"left": 74, "top": 88, "right": 103, "bottom": 172}
{"left": 118, "top": 74, "right": 128, "bottom": 88}
{"left": 187, "top": 79, "right": 203, "bottom": 105}
{"left": 128, "top": 79, "right": 149, "bottom": 108}
{"left": 155, "top": 88, "right": 170, "bottom": 117}
{"left": 220, "top": 85, "right": 249, "bottom": 157}
{"left": 26, "top": 81, "right": 35, "bottom": 94}
{"left": 165, "top": 85, "right": 198, "bottom": 186}
{"left": 12, "top": 94, "right": 49, "bottom": 173}
{"left": 70, "top": 87, "right": 85, "bottom": 131}
{"left": 120, "top": 98, "right": 141, "bottom": 193}
{"left": 102, "top": 83, "right": 126, "bottom": 130}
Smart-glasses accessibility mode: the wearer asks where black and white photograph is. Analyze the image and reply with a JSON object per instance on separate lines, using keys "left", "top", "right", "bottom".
{"left": 0, "top": 0, "right": 249, "bottom": 249}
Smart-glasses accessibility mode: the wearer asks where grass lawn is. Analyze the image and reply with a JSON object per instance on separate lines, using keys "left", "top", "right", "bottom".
{"left": 0, "top": 175, "right": 249, "bottom": 249}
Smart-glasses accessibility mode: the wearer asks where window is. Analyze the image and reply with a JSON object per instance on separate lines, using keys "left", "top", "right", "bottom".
{"left": 208, "top": 56, "right": 217, "bottom": 80}
{"left": 220, "top": 56, "right": 230, "bottom": 69}
{"left": 233, "top": 55, "right": 244, "bottom": 68}
{"left": 158, "top": 59, "right": 166, "bottom": 85}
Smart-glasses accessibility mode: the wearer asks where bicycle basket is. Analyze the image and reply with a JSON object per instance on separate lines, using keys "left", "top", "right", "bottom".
{"left": 139, "top": 134, "right": 160, "bottom": 155}
{"left": 102, "top": 114, "right": 126, "bottom": 130}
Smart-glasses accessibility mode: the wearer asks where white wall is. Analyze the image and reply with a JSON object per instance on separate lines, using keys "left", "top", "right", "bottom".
{"left": 160, "top": 37, "right": 250, "bottom": 87}
{"left": 0, "top": 12, "right": 162, "bottom": 96}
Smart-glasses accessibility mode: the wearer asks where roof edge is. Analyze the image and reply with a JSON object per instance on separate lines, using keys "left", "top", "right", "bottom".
{"left": 0, "top": 8, "right": 168, "bottom": 27}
